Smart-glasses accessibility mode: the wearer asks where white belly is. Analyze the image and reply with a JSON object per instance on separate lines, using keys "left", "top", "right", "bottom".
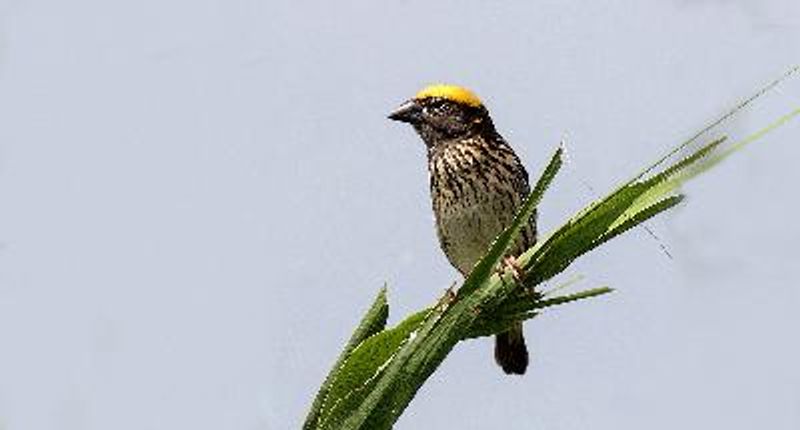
{"left": 436, "top": 200, "right": 511, "bottom": 275}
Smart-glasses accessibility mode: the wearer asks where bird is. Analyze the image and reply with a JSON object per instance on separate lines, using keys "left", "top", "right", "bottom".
{"left": 388, "top": 84, "right": 536, "bottom": 375}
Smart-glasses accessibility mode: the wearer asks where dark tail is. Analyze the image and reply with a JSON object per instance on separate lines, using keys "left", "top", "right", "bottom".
{"left": 494, "top": 322, "right": 528, "bottom": 375}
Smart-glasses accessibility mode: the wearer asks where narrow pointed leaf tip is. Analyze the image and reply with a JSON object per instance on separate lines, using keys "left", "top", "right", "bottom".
{"left": 317, "top": 309, "right": 429, "bottom": 429}
{"left": 303, "top": 288, "right": 390, "bottom": 430}
{"left": 636, "top": 65, "right": 800, "bottom": 182}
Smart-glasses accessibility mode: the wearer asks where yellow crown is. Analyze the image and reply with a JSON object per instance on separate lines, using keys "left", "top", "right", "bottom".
{"left": 414, "top": 84, "right": 483, "bottom": 107}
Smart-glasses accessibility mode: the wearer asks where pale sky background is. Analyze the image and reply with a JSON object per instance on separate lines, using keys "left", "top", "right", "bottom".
{"left": 1, "top": 1, "right": 799, "bottom": 429}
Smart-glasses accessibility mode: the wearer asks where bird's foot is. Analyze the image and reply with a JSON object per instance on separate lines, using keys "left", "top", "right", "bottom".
{"left": 499, "top": 256, "right": 525, "bottom": 286}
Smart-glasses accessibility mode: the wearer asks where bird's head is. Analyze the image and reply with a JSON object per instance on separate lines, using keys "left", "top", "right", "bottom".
{"left": 389, "top": 84, "right": 494, "bottom": 147}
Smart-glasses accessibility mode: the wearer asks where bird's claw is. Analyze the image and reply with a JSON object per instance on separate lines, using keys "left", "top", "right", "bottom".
{"left": 498, "top": 255, "right": 525, "bottom": 286}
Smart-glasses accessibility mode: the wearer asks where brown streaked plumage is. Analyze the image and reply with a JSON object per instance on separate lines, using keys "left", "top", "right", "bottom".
{"left": 389, "top": 84, "right": 536, "bottom": 375}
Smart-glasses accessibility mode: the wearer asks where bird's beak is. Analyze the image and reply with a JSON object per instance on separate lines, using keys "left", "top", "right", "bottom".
{"left": 388, "top": 100, "right": 422, "bottom": 124}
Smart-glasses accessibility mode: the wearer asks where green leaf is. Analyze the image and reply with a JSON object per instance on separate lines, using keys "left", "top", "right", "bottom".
{"left": 521, "top": 136, "right": 721, "bottom": 286}
{"left": 599, "top": 194, "right": 685, "bottom": 247}
{"left": 467, "top": 286, "right": 614, "bottom": 339}
{"left": 535, "top": 287, "right": 615, "bottom": 309}
{"left": 303, "top": 287, "right": 390, "bottom": 430}
{"left": 318, "top": 308, "right": 430, "bottom": 429}
{"left": 521, "top": 179, "right": 651, "bottom": 285}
